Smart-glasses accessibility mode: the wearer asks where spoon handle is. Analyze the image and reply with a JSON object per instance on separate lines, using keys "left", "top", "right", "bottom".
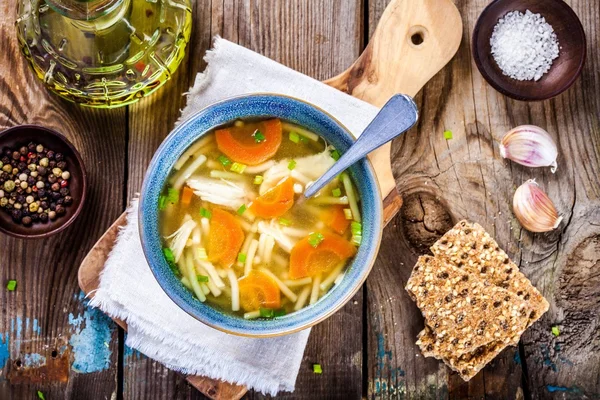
{"left": 304, "top": 94, "right": 418, "bottom": 198}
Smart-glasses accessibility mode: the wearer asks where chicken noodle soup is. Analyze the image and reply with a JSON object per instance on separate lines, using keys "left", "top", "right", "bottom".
{"left": 159, "top": 118, "right": 362, "bottom": 318}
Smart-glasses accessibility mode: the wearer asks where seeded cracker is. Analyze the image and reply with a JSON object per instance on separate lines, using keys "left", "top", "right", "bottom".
{"left": 406, "top": 256, "right": 531, "bottom": 356}
{"left": 430, "top": 220, "right": 549, "bottom": 328}
{"left": 417, "top": 327, "right": 508, "bottom": 381}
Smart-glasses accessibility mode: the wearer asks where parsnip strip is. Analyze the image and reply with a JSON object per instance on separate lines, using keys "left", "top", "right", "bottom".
{"left": 192, "top": 226, "right": 202, "bottom": 246}
{"left": 197, "top": 264, "right": 222, "bottom": 296}
{"left": 172, "top": 155, "right": 207, "bottom": 189}
{"left": 244, "top": 310, "right": 261, "bottom": 320}
{"left": 201, "top": 217, "right": 210, "bottom": 238}
{"left": 197, "top": 260, "right": 226, "bottom": 288}
{"left": 309, "top": 274, "right": 322, "bottom": 305}
{"left": 334, "top": 272, "right": 345, "bottom": 285}
{"left": 227, "top": 269, "right": 240, "bottom": 311}
{"left": 282, "top": 122, "right": 319, "bottom": 141}
{"left": 257, "top": 233, "right": 267, "bottom": 261}
{"left": 181, "top": 277, "right": 191, "bottom": 290}
{"left": 259, "top": 267, "right": 298, "bottom": 302}
{"left": 320, "top": 263, "right": 345, "bottom": 291}
{"left": 341, "top": 173, "right": 361, "bottom": 222}
{"left": 310, "top": 196, "right": 349, "bottom": 205}
{"left": 174, "top": 135, "right": 213, "bottom": 170}
{"left": 201, "top": 283, "right": 210, "bottom": 295}
{"left": 263, "top": 235, "right": 275, "bottom": 264}
{"left": 185, "top": 251, "right": 206, "bottom": 302}
{"left": 294, "top": 286, "right": 311, "bottom": 311}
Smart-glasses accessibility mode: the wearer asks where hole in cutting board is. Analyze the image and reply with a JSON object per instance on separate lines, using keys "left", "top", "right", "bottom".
{"left": 408, "top": 25, "right": 428, "bottom": 47}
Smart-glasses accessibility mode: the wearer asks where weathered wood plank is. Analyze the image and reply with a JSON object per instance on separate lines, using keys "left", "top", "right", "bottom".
{"left": 0, "top": 1, "right": 125, "bottom": 399}
{"left": 122, "top": 0, "right": 364, "bottom": 398}
{"left": 367, "top": 0, "right": 599, "bottom": 399}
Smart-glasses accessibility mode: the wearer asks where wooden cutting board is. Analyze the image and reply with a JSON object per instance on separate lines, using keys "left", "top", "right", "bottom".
{"left": 78, "top": 0, "right": 462, "bottom": 398}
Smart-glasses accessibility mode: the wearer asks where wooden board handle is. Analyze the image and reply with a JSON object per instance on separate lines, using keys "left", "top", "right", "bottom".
{"left": 326, "top": 0, "right": 463, "bottom": 224}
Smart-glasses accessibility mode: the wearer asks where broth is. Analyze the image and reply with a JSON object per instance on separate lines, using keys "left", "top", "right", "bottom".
{"left": 158, "top": 118, "right": 362, "bottom": 319}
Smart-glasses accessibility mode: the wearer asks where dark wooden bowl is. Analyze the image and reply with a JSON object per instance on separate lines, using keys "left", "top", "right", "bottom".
{"left": 472, "top": 0, "right": 586, "bottom": 101}
{"left": 0, "top": 125, "right": 87, "bottom": 239}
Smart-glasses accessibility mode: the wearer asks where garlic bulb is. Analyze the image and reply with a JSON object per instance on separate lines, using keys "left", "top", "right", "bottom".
{"left": 499, "top": 125, "right": 558, "bottom": 173}
{"left": 513, "top": 180, "right": 562, "bottom": 232}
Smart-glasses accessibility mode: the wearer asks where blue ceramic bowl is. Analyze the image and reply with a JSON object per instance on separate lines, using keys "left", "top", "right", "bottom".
{"left": 139, "top": 94, "right": 383, "bottom": 337}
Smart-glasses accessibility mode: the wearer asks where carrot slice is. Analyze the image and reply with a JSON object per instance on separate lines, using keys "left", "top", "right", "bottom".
{"left": 215, "top": 119, "right": 282, "bottom": 165}
{"left": 208, "top": 209, "right": 245, "bottom": 268}
{"left": 289, "top": 232, "right": 357, "bottom": 279}
{"left": 181, "top": 186, "right": 194, "bottom": 205}
{"left": 238, "top": 270, "right": 281, "bottom": 311}
{"left": 322, "top": 205, "right": 351, "bottom": 235}
{"left": 249, "top": 177, "right": 295, "bottom": 218}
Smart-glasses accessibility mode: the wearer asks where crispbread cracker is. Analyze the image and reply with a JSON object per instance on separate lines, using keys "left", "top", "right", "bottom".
{"left": 431, "top": 220, "right": 549, "bottom": 327}
{"left": 406, "top": 256, "right": 531, "bottom": 356}
{"left": 417, "top": 327, "right": 509, "bottom": 381}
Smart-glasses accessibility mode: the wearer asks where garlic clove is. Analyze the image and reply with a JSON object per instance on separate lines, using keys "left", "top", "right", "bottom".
{"left": 499, "top": 125, "right": 558, "bottom": 173}
{"left": 513, "top": 179, "right": 562, "bottom": 233}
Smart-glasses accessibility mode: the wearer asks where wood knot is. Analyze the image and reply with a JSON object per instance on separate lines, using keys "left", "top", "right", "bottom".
{"left": 400, "top": 192, "right": 453, "bottom": 254}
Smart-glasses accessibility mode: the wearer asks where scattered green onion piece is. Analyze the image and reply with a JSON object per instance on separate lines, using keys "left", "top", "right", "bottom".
{"left": 200, "top": 207, "right": 212, "bottom": 219}
{"left": 330, "top": 149, "right": 340, "bottom": 161}
{"left": 230, "top": 162, "right": 247, "bottom": 174}
{"left": 197, "top": 248, "right": 208, "bottom": 260}
{"left": 287, "top": 160, "right": 297, "bottom": 170}
{"left": 552, "top": 326, "right": 560, "bottom": 337}
{"left": 289, "top": 131, "right": 300, "bottom": 144}
{"left": 313, "top": 364, "right": 323, "bottom": 374}
{"left": 343, "top": 208, "right": 353, "bottom": 220}
{"left": 308, "top": 232, "right": 325, "bottom": 248}
{"left": 237, "top": 204, "right": 247, "bottom": 215}
{"left": 259, "top": 308, "right": 274, "bottom": 318}
{"left": 273, "top": 309, "right": 287, "bottom": 317}
{"left": 253, "top": 130, "right": 266, "bottom": 143}
{"left": 218, "top": 155, "right": 232, "bottom": 166}
{"left": 279, "top": 218, "right": 292, "bottom": 227}
{"left": 332, "top": 188, "right": 342, "bottom": 197}
{"left": 443, "top": 130, "right": 453, "bottom": 140}
{"left": 6, "top": 280, "right": 17, "bottom": 291}
{"left": 253, "top": 175, "right": 264, "bottom": 185}
{"left": 163, "top": 248, "right": 175, "bottom": 263}
{"left": 197, "top": 275, "right": 209, "bottom": 283}
{"left": 158, "top": 195, "right": 167, "bottom": 210}
{"left": 166, "top": 188, "right": 179, "bottom": 204}
{"left": 299, "top": 135, "right": 308, "bottom": 143}
{"left": 351, "top": 221, "right": 362, "bottom": 246}
{"left": 237, "top": 253, "right": 247, "bottom": 263}
{"left": 37, "top": 391, "right": 46, "bottom": 400}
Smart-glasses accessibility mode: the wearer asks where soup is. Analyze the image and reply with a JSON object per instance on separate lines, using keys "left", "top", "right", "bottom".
{"left": 158, "top": 118, "right": 362, "bottom": 319}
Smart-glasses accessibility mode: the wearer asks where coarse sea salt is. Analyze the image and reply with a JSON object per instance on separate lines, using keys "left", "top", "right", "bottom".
{"left": 490, "top": 10, "right": 560, "bottom": 81}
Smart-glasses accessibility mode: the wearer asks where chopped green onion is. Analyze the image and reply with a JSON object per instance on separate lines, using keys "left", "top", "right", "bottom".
{"left": 200, "top": 207, "right": 212, "bottom": 219}
{"left": 308, "top": 232, "right": 325, "bottom": 248}
{"left": 332, "top": 188, "right": 342, "bottom": 197}
{"left": 237, "top": 204, "right": 247, "bottom": 215}
{"left": 230, "top": 162, "right": 247, "bottom": 174}
{"left": 273, "top": 309, "right": 287, "bottom": 317}
{"left": 552, "top": 326, "right": 560, "bottom": 337}
{"left": 218, "top": 155, "right": 232, "bottom": 166}
{"left": 279, "top": 217, "right": 292, "bottom": 226}
{"left": 197, "top": 275, "right": 209, "bottom": 283}
{"left": 253, "top": 175, "right": 264, "bottom": 185}
{"left": 287, "top": 160, "right": 297, "bottom": 170}
{"left": 163, "top": 247, "right": 175, "bottom": 263}
{"left": 37, "top": 391, "right": 46, "bottom": 400}
{"left": 259, "top": 308, "right": 274, "bottom": 318}
{"left": 253, "top": 130, "right": 266, "bottom": 143}
{"left": 330, "top": 149, "right": 340, "bottom": 161}
{"left": 6, "top": 280, "right": 17, "bottom": 291}
{"left": 351, "top": 221, "right": 362, "bottom": 246}
{"left": 299, "top": 135, "right": 308, "bottom": 143}
{"left": 289, "top": 131, "right": 300, "bottom": 143}
{"left": 158, "top": 195, "right": 167, "bottom": 210}
{"left": 197, "top": 248, "right": 208, "bottom": 260}
{"left": 343, "top": 208, "right": 353, "bottom": 220}
{"left": 166, "top": 188, "right": 179, "bottom": 204}
{"left": 237, "top": 253, "right": 247, "bottom": 263}
{"left": 443, "top": 130, "right": 453, "bottom": 140}
{"left": 313, "top": 364, "right": 323, "bottom": 374}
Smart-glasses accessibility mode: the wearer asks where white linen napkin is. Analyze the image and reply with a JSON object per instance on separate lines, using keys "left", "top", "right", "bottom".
{"left": 90, "top": 37, "right": 379, "bottom": 395}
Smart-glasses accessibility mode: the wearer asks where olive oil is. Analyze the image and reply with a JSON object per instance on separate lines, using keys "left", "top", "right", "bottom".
{"left": 16, "top": 0, "right": 192, "bottom": 108}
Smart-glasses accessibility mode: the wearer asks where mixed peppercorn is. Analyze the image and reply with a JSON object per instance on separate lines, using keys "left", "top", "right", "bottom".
{"left": 0, "top": 142, "right": 73, "bottom": 226}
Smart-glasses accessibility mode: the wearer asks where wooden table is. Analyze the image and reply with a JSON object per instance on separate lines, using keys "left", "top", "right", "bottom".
{"left": 1, "top": 0, "right": 599, "bottom": 399}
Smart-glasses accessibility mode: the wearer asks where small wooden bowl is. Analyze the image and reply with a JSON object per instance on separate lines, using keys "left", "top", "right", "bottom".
{"left": 0, "top": 125, "right": 87, "bottom": 239}
{"left": 472, "top": 0, "right": 586, "bottom": 101}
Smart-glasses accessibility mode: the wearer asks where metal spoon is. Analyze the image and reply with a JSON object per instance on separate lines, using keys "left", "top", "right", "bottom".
{"left": 303, "top": 94, "right": 419, "bottom": 199}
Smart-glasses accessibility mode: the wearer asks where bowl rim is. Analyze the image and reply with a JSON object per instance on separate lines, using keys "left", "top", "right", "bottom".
{"left": 139, "top": 93, "right": 384, "bottom": 337}
{"left": 472, "top": 0, "right": 587, "bottom": 101}
{"left": 0, "top": 124, "right": 87, "bottom": 239}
